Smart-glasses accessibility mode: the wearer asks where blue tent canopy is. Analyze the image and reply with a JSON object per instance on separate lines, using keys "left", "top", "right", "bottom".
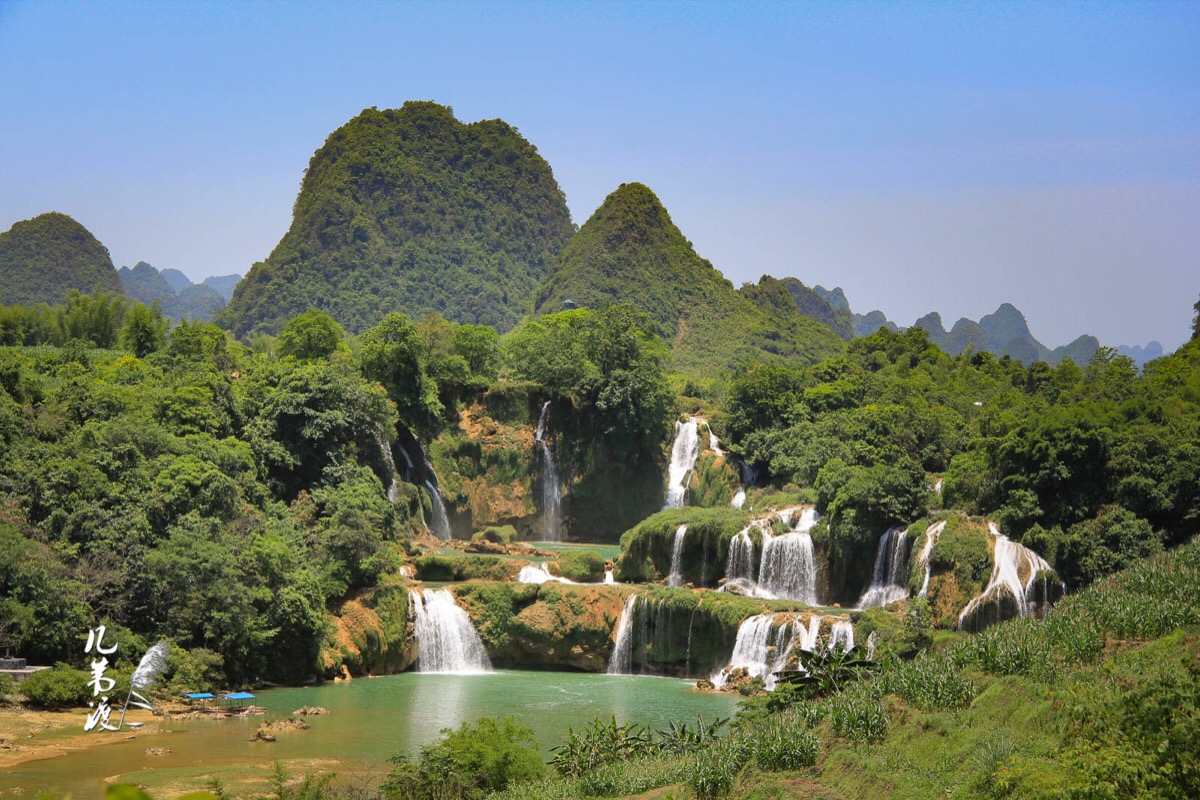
{"left": 224, "top": 692, "right": 256, "bottom": 700}
{"left": 185, "top": 692, "right": 214, "bottom": 699}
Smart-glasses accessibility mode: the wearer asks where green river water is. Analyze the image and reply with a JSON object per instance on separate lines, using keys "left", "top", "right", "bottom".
{"left": 1, "top": 670, "right": 740, "bottom": 798}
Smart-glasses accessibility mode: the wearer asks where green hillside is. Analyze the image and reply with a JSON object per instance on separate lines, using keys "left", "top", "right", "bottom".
{"left": 0, "top": 212, "right": 123, "bottom": 305}
{"left": 219, "top": 101, "right": 574, "bottom": 336}
{"left": 533, "top": 183, "right": 844, "bottom": 373}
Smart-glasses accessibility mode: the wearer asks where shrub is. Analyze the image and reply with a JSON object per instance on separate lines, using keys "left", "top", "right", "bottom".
{"left": 826, "top": 692, "right": 889, "bottom": 743}
{"left": 380, "top": 716, "right": 545, "bottom": 799}
{"left": 687, "top": 739, "right": 748, "bottom": 799}
{"left": 555, "top": 549, "right": 605, "bottom": 582}
{"left": 744, "top": 714, "right": 819, "bottom": 771}
{"left": 21, "top": 666, "right": 91, "bottom": 708}
{"left": 473, "top": 525, "right": 518, "bottom": 546}
{"left": 550, "top": 716, "right": 653, "bottom": 778}
{"left": 0, "top": 673, "right": 13, "bottom": 700}
{"left": 880, "top": 656, "right": 976, "bottom": 710}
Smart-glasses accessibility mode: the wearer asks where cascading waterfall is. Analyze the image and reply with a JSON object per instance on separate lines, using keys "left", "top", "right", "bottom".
{"left": 933, "top": 478, "right": 944, "bottom": 494}
{"left": 664, "top": 418, "right": 700, "bottom": 508}
{"left": 607, "top": 595, "right": 639, "bottom": 674}
{"left": 828, "top": 620, "right": 855, "bottom": 652}
{"left": 704, "top": 421, "right": 724, "bottom": 456}
{"left": 418, "top": 444, "right": 452, "bottom": 540}
{"left": 372, "top": 426, "right": 401, "bottom": 503}
{"left": 916, "top": 520, "right": 947, "bottom": 599}
{"left": 756, "top": 509, "right": 820, "bottom": 604}
{"left": 409, "top": 589, "right": 491, "bottom": 673}
{"left": 711, "top": 613, "right": 823, "bottom": 691}
{"left": 425, "top": 480, "right": 452, "bottom": 540}
{"left": 725, "top": 526, "right": 757, "bottom": 582}
{"left": 603, "top": 569, "right": 616, "bottom": 585}
{"left": 857, "top": 527, "right": 912, "bottom": 609}
{"left": 865, "top": 631, "right": 878, "bottom": 661}
{"left": 534, "top": 401, "right": 564, "bottom": 541}
{"left": 958, "top": 523, "right": 1059, "bottom": 632}
{"left": 730, "top": 487, "right": 746, "bottom": 509}
{"left": 517, "top": 563, "right": 575, "bottom": 585}
{"left": 667, "top": 524, "right": 689, "bottom": 587}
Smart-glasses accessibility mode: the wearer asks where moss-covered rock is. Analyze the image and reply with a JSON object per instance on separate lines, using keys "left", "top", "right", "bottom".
{"left": 617, "top": 507, "right": 751, "bottom": 585}
{"left": 320, "top": 583, "right": 413, "bottom": 677}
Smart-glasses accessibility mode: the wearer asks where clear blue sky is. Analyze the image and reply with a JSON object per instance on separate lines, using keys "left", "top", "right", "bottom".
{"left": 1, "top": 0, "right": 1196, "bottom": 349}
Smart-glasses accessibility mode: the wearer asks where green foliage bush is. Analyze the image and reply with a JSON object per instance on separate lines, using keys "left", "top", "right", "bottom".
{"left": 381, "top": 716, "right": 546, "bottom": 799}
{"left": 21, "top": 666, "right": 91, "bottom": 708}
{"left": 554, "top": 549, "right": 605, "bottom": 582}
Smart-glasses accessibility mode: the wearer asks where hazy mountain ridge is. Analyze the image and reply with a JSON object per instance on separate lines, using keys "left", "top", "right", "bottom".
{"left": 118, "top": 261, "right": 230, "bottom": 323}
{"left": 219, "top": 101, "right": 575, "bottom": 336}
{"left": 0, "top": 212, "right": 123, "bottom": 305}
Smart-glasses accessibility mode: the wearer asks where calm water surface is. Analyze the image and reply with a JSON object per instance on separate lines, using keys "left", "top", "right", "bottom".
{"left": 1, "top": 670, "right": 739, "bottom": 798}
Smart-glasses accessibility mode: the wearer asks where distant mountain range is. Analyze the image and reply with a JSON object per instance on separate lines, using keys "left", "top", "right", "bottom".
{"left": 118, "top": 262, "right": 241, "bottom": 323}
{"left": 0, "top": 102, "right": 1168, "bottom": 371}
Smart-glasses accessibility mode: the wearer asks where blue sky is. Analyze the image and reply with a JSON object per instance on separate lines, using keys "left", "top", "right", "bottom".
{"left": 1, "top": 0, "right": 1197, "bottom": 349}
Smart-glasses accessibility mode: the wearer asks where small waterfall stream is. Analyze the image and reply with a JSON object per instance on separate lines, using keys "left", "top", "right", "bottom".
{"left": 666, "top": 524, "right": 689, "bottom": 587}
{"left": 857, "top": 527, "right": 912, "bottom": 609}
{"left": 425, "top": 481, "right": 452, "bottom": 540}
{"left": 958, "top": 523, "right": 1058, "bottom": 631}
{"left": 829, "top": 620, "right": 855, "bottom": 652}
{"left": 730, "top": 487, "right": 746, "bottom": 509}
{"left": 534, "top": 401, "right": 564, "bottom": 541}
{"left": 710, "top": 613, "right": 825, "bottom": 691}
{"left": 517, "top": 563, "right": 574, "bottom": 585}
{"left": 756, "top": 509, "right": 820, "bottom": 604}
{"left": 915, "top": 520, "right": 947, "bottom": 599}
{"left": 372, "top": 426, "right": 401, "bottom": 503}
{"left": 607, "top": 595, "right": 639, "bottom": 674}
{"left": 409, "top": 589, "right": 491, "bottom": 673}
{"left": 665, "top": 418, "right": 700, "bottom": 508}
{"left": 725, "top": 526, "right": 757, "bottom": 582}
{"left": 418, "top": 444, "right": 452, "bottom": 540}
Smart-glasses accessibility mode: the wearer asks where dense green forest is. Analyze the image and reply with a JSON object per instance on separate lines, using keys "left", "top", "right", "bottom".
{"left": 219, "top": 102, "right": 575, "bottom": 336}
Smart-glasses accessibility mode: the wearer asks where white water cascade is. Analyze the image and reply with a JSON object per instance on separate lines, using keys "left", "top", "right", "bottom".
{"left": 711, "top": 614, "right": 823, "bottom": 691}
{"left": 425, "top": 480, "right": 452, "bottom": 540}
{"left": 409, "top": 589, "right": 491, "bottom": 673}
{"left": 373, "top": 426, "right": 401, "bottom": 503}
{"left": 664, "top": 418, "right": 700, "bottom": 508}
{"left": 517, "top": 563, "right": 575, "bottom": 585}
{"left": 418, "top": 444, "right": 453, "bottom": 540}
{"left": 704, "top": 421, "right": 724, "bottom": 456}
{"left": 534, "top": 401, "right": 564, "bottom": 541}
{"left": 666, "top": 524, "right": 689, "bottom": 587}
{"left": 730, "top": 488, "right": 746, "bottom": 509}
{"left": 756, "top": 508, "right": 820, "bottom": 604}
{"left": 857, "top": 527, "right": 912, "bottom": 609}
{"left": 607, "top": 595, "right": 639, "bottom": 674}
{"left": 603, "top": 569, "right": 616, "bottom": 585}
{"left": 725, "top": 526, "right": 757, "bottom": 583}
{"left": 828, "top": 620, "right": 855, "bottom": 652}
{"left": 915, "top": 520, "right": 947, "bottom": 599}
{"left": 958, "top": 523, "right": 1058, "bottom": 632}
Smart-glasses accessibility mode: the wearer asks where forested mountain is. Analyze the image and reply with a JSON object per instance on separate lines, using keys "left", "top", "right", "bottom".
{"left": 119, "top": 261, "right": 226, "bottom": 322}
{"left": 533, "top": 183, "right": 844, "bottom": 373}
{"left": 219, "top": 102, "right": 575, "bottom": 336}
{"left": 0, "top": 213, "right": 123, "bottom": 305}
{"left": 776, "top": 277, "right": 854, "bottom": 340}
